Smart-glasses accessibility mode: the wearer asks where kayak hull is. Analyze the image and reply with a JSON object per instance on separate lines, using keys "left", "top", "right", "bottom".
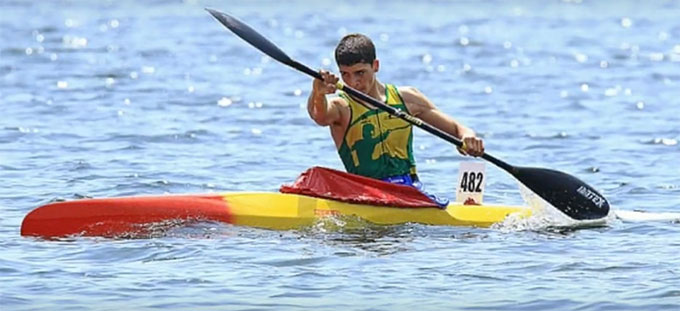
{"left": 21, "top": 192, "right": 531, "bottom": 238}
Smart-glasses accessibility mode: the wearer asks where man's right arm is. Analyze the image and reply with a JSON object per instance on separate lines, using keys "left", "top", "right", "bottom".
{"left": 307, "top": 70, "right": 341, "bottom": 126}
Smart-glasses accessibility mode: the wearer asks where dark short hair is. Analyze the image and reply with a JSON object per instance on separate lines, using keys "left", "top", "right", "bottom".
{"left": 334, "top": 33, "right": 376, "bottom": 66}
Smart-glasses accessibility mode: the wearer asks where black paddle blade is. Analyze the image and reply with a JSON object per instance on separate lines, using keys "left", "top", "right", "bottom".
{"left": 206, "top": 8, "right": 293, "bottom": 65}
{"left": 513, "top": 167, "right": 610, "bottom": 220}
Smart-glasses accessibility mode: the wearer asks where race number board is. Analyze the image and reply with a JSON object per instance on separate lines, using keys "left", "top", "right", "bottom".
{"left": 456, "top": 162, "right": 486, "bottom": 204}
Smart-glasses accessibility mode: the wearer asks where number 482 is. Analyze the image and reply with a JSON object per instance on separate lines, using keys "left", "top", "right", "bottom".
{"left": 460, "top": 171, "right": 483, "bottom": 192}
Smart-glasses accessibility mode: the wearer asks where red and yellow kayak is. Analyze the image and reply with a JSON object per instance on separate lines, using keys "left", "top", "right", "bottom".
{"left": 20, "top": 192, "right": 531, "bottom": 238}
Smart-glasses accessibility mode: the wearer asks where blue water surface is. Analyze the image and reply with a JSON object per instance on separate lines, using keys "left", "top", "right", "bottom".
{"left": 2, "top": 0, "right": 679, "bottom": 310}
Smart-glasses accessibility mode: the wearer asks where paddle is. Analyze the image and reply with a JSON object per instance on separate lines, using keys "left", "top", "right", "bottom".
{"left": 206, "top": 8, "right": 610, "bottom": 221}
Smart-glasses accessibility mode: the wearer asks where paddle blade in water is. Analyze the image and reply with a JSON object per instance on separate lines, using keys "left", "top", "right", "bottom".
{"left": 513, "top": 167, "right": 609, "bottom": 220}
{"left": 206, "top": 8, "right": 293, "bottom": 65}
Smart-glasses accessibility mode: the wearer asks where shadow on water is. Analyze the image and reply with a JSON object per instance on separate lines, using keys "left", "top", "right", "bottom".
{"left": 298, "top": 217, "right": 419, "bottom": 255}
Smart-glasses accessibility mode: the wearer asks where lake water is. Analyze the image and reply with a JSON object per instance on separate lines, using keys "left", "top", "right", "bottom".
{"left": 2, "top": 0, "right": 680, "bottom": 310}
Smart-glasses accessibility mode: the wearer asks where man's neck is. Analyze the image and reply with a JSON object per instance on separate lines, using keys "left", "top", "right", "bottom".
{"left": 346, "top": 80, "right": 385, "bottom": 109}
{"left": 366, "top": 80, "right": 385, "bottom": 103}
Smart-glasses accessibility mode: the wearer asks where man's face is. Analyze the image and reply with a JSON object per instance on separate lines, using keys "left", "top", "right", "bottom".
{"left": 338, "top": 60, "right": 379, "bottom": 93}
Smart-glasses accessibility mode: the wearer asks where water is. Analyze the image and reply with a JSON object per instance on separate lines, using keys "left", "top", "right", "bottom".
{"left": 2, "top": 0, "right": 680, "bottom": 310}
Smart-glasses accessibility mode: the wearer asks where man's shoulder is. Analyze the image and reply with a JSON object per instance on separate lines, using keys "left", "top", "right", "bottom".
{"left": 396, "top": 85, "right": 420, "bottom": 95}
{"left": 395, "top": 85, "right": 426, "bottom": 102}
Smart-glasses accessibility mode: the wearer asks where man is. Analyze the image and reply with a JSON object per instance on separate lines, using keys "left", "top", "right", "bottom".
{"left": 306, "top": 33, "right": 484, "bottom": 206}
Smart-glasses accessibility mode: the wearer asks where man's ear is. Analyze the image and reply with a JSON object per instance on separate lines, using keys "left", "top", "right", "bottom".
{"left": 373, "top": 59, "right": 380, "bottom": 72}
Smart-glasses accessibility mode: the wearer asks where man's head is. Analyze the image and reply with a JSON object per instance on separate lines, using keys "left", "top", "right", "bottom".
{"left": 334, "top": 34, "right": 379, "bottom": 93}
{"left": 334, "top": 33, "right": 376, "bottom": 66}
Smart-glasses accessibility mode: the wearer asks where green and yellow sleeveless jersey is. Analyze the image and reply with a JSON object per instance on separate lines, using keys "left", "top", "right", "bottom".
{"left": 337, "top": 84, "right": 417, "bottom": 180}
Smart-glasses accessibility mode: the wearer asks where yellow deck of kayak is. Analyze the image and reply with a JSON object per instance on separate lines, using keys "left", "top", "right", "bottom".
{"left": 223, "top": 192, "right": 532, "bottom": 229}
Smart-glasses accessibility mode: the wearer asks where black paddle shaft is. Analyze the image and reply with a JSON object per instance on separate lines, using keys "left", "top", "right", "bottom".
{"left": 206, "top": 8, "right": 610, "bottom": 221}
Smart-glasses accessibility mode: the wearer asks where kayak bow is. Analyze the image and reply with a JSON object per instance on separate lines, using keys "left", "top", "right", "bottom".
{"left": 21, "top": 192, "right": 531, "bottom": 238}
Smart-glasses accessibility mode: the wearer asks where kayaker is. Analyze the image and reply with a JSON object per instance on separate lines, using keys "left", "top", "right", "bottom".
{"left": 306, "top": 33, "right": 484, "bottom": 207}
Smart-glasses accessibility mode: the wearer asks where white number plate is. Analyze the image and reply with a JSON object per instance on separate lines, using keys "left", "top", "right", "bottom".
{"left": 455, "top": 162, "right": 486, "bottom": 204}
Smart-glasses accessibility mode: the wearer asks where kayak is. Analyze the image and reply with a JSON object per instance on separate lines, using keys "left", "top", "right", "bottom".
{"left": 20, "top": 192, "right": 531, "bottom": 238}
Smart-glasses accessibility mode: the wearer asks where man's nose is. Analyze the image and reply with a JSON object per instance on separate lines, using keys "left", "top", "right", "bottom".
{"left": 350, "top": 76, "right": 361, "bottom": 88}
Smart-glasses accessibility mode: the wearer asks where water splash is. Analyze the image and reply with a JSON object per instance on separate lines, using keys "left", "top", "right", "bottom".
{"left": 493, "top": 183, "right": 613, "bottom": 232}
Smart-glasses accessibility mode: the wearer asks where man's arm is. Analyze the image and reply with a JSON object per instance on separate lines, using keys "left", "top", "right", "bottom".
{"left": 400, "top": 86, "right": 485, "bottom": 156}
{"left": 307, "top": 70, "right": 341, "bottom": 126}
